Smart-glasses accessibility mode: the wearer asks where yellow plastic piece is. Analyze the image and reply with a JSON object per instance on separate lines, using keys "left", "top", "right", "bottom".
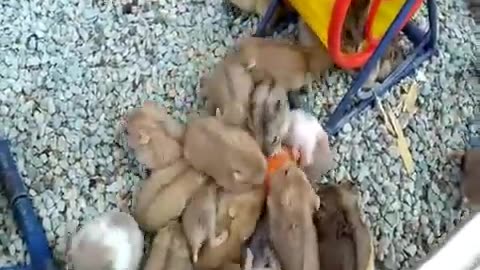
{"left": 288, "top": 0, "right": 335, "bottom": 46}
{"left": 288, "top": 0, "right": 411, "bottom": 47}
{"left": 371, "top": 0, "right": 410, "bottom": 40}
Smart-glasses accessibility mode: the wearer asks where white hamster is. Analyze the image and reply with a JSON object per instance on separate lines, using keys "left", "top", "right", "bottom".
{"left": 284, "top": 109, "right": 334, "bottom": 181}
{"left": 68, "top": 211, "right": 144, "bottom": 270}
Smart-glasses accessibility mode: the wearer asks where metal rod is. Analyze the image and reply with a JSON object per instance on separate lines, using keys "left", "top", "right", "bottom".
{"left": 0, "top": 140, "right": 57, "bottom": 270}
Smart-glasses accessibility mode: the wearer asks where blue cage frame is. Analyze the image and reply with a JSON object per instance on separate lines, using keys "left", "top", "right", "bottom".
{"left": 0, "top": 139, "right": 57, "bottom": 270}
{"left": 255, "top": 0, "right": 438, "bottom": 135}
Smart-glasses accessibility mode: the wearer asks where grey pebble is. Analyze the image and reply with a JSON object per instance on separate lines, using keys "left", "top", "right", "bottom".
{"left": 0, "top": 0, "right": 476, "bottom": 267}
{"left": 404, "top": 244, "right": 417, "bottom": 256}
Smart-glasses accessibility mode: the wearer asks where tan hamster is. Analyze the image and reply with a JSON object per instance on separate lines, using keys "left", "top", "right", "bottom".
{"left": 183, "top": 116, "right": 267, "bottom": 192}
{"left": 133, "top": 159, "right": 190, "bottom": 228}
{"left": 143, "top": 221, "right": 193, "bottom": 270}
{"left": 247, "top": 80, "right": 290, "bottom": 156}
{"left": 200, "top": 52, "right": 254, "bottom": 126}
{"left": 228, "top": 0, "right": 271, "bottom": 16}
{"left": 314, "top": 182, "right": 375, "bottom": 270}
{"left": 236, "top": 37, "right": 331, "bottom": 90}
{"left": 182, "top": 182, "right": 228, "bottom": 263}
{"left": 267, "top": 163, "right": 320, "bottom": 270}
{"left": 451, "top": 149, "right": 480, "bottom": 208}
{"left": 219, "top": 262, "right": 243, "bottom": 270}
{"left": 196, "top": 187, "right": 266, "bottom": 269}
{"left": 134, "top": 166, "right": 207, "bottom": 232}
{"left": 67, "top": 211, "right": 144, "bottom": 270}
{"left": 124, "top": 101, "right": 185, "bottom": 170}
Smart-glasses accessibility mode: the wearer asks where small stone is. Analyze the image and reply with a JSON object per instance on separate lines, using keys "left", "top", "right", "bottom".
{"left": 405, "top": 244, "right": 417, "bottom": 256}
{"left": 385, "top": 212, "right": 399, "bottom": 228}
{"left": 42, "top": 218, "right": 52, "bottom": 232}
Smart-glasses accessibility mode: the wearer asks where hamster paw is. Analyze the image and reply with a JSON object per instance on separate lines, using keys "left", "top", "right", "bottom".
{"left": 210, "top": 230, "right": 229, "bottom": 247}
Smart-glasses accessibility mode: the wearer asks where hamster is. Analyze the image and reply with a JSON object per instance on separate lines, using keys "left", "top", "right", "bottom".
{"left": 196, "top": 187, "right": 265, "bottom": 269}
{"left": 284, "top": 109, "right": 334, "bottom": 181}
{"left": 143, "top": 221, "right": 193, "bottom": 270}
{"left": 247, "top": 80, "right": 290, "bottom": 156}
{"left": 342, "top": 0, "right": 370, "bottom": 49}
{"left": 133, "top": 159, "right": 190, "bottom": 228}
{"left": 267, "top": 163, "right": 320, "bottom": 270}
{"left": 298, "top": 19, "right": 321, "bottom": 48}
{"left": 124, "top": 101, "right": 185, "bottom": 170}
{"left": 183, "top": 116, "right": 267, "bottom": 192}
{"left": 228, "top": 0, "right": 271, "bottom": 16}
{"left": 236, "top": 37, "right": 331, "bottom": 91}
{"left": 451, "top": 149, "right": 480, "bottom": 208}
{"left": 236, "top": 37, "right": 311, "bottom": 91}
{"left": 67, "top": 211, "right": 144, "bottom": 270}
{"left": 297, "top": 19, "right": 333, "bottom": 79}
{"left": 314, "top": 182, "right": 375, "bottom": 270}
{"left": 134, "top": 166, "right": 207, "bottom": 232}
{"left": 182, "top": 182, "right": 228, "bottom": 263}
{"left": 200, "top": 52, "right": 254, "bottom": 126}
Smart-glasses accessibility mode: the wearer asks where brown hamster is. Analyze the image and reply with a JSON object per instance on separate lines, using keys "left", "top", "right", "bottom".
{"left": 182, "top": 182, "right": 228, "bottom": 263}
{"left": 247, "top": 80, "right": 290, "bottom": 156}
{"left": 184, "top": 116, "right": 267, "bottom": 192}
{"left": 314, "top": 182, "right": 374, "bottom": 270}
{"left": 144, "top": 221, "right": 193, "bottom": 270}
{"left": 236, "top": 37, "right": 331, "bottom": 90}
{"left": 196, "top": 187, "right": 266, "bottom": 269}
{"left": 451, "top": 149, "right": 480, "bottom": 207}
{"left": 200, "top": 52, "right": 254, "bottom": 126}
{"left": 342, "top": 0, "right": 370, "bottom": 51}
{"left": 124, "top": 101, "right": 185, "bottom": 170}
{"left": 267, "top": 163, "right": 320, "bottom": 270}
{"left": 134, "top": 166, "right": 207, "bottom": 232}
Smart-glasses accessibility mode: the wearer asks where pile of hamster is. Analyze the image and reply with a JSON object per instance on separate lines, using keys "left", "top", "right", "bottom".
{"left": 66, "top": 96, "right": 375, "bottom": 270}
{"left": 64, "top": 0, "right": 480, "bottom": 270}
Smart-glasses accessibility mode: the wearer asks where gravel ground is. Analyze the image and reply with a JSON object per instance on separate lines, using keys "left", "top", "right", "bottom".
{"left": 0, "top": 0, "right": 477, "bottom": 268}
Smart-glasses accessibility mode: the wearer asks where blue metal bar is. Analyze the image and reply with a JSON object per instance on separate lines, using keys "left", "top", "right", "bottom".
{"left": 0, "top": 265, "right": 31, "bottom": 270}
{"left": 426, "top": 0, "right": 438, "bottom": 49}
{"left": 0, "top": 139, "right": 57, "bottom": 270}
{"left": 325, "top": 43, "right": 435, "bottom": 134}
{"left": 254, "top": 0, "right": 282, "bottom": 37}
